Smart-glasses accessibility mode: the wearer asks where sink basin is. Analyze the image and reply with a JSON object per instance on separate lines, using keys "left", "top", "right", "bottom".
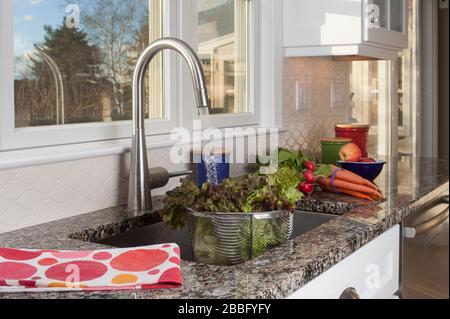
{"left": 93, "top": 211, "right": 337, "bottom": 262}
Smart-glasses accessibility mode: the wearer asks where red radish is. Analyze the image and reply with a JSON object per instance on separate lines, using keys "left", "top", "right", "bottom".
{"left": 299, "top": 182, "right": 314, "bottom": 195}
{"left": 305, "top": 161, "right": 316, "bottom": 171}
{"left": 303, "top": 170, "right": 315, "bottom": 183}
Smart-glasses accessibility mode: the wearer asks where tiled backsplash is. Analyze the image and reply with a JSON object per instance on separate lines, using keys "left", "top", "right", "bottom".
{"left": 281, "top": 57, "right": 351, "bottom": 157}
{"left": 0, "top": 149, "right": 187, "bottom": 234}
{"left": 0, "top": 145, "right": 251, "bottom": 234}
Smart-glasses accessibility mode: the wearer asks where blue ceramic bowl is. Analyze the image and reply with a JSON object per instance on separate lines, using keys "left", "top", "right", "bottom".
{"left": 338, "top": 160, "right": 386, "bottom": 181}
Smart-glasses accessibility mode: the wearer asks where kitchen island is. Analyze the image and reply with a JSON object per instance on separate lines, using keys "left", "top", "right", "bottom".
{"left": 0, "top": 157, "right": 448, "bottom": 299}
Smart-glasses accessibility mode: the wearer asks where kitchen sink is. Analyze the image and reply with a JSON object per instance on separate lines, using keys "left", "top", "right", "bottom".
{"left": 93, "top": 211, "right": 337, "bottom": 262}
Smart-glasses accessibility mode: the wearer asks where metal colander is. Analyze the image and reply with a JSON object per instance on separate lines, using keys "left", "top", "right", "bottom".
{"left": 187, "top": 210, "right": 293, "bottom": 266}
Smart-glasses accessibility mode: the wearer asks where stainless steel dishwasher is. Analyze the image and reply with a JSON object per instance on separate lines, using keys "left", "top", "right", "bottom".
{"left": 402, "top": 190, "right": 449, "bottom": 299}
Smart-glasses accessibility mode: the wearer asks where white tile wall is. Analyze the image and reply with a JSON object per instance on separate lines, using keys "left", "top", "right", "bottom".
{"left": 0, "top": 148, "right": 187, "bottom": 234}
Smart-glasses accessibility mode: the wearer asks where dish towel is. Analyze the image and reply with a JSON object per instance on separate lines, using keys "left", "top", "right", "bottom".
{"left": 0, "top": 244, "right": 182, "bottom": 293}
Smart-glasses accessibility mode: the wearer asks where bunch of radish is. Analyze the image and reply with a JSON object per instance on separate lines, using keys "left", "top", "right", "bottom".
{"left": 298, "top": 161, "right": 316, "bottom": 196}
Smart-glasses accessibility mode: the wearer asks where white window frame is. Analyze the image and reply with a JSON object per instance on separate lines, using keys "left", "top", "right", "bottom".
{"left": 173, "top": 0, "right": 269, "bottom": 132}
{"left": 190, "top": 0, "right": 260, "bottom": 129}
{"left": 0, "top": 0, "right": 181, "bottom": 150}
{"left": 0, "top": 0, "right": 282, "bottom": 154}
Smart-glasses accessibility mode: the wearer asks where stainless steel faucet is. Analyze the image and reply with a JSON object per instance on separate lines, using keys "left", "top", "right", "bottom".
{"left": 128, "top": 37, "right": 209, "bottom": 213}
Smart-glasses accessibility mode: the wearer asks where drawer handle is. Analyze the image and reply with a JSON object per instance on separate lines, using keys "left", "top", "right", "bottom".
{"left": 340, "top": 288, "right": 360, "bottom": 299}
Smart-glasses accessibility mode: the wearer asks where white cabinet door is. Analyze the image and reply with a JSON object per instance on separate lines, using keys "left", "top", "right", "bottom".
{"left": 288, "top": 225, "right": 400, "bottom": 299}
{"left": 283, "top": 0, "right": 363, "bottom": 48}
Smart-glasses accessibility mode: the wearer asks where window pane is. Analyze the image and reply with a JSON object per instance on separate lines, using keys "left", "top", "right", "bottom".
{"left": 397, "top": 0, "right": 417, "bottom": 157}
{"left": 14, "top": 0, "right": 163, "bottom": 128}
{"left": 350, "top": 60, "right": 391, "bottom": 156}
{"left": 198, "top": 0, "right": 250, "bottom": 114}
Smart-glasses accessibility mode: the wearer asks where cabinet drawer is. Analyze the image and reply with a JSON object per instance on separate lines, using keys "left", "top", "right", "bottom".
{"left": 289, "top": 225, "right": 400, "bottom": 299}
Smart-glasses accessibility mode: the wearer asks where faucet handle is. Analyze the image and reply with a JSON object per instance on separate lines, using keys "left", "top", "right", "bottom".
{"left": 149, "top": 167, "right": 193, "bottom": 190}
{"left": 168, "top": 170, "right": 194, "bottom": 178}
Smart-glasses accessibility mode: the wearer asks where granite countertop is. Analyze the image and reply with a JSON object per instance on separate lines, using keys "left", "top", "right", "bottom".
{"left": 0, "top": 157, "right": 448, "bottom": 299}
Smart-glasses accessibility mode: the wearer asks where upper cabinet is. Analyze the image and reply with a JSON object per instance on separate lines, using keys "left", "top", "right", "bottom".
{"left": 283, "top": 0, "right": 408, "bottom": 59}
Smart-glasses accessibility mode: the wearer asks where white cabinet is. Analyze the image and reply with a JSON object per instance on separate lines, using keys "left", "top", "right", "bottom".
{"left": 288, "top": 225, "right": 400, "bottom": 299}
{"left": 283, "top": 0, "right": 408, "bottom": 59}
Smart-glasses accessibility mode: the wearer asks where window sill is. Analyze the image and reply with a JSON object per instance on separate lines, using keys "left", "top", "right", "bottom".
{"left": 0, "top": 127, "right": 287, "bottom": 171}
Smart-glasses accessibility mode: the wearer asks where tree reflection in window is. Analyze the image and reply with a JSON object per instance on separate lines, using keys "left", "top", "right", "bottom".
{"left": 14, "top": 0, "right": 160, "bottom": 128}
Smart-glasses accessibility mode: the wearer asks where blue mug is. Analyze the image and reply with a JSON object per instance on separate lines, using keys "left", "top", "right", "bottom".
{"left": 193, "top": 150, "right": 230, "bottom": 187}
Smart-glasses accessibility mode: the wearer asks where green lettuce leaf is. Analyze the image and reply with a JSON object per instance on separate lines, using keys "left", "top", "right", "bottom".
{"left": 314, "top": 164, "right": 334, "bottom": 178}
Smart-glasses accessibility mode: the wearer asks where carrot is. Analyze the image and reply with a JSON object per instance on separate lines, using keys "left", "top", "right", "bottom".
{"left": 318, "top": 177, "right": 383, "bottom": 200}
{"left": 369, "top": 194, "right": 383, "bottom": 201}
{"left": 336, "top": 188, "right": 375, "bottom": 201}
{"left": 330, "top": 165, "right": 379, "bottom": 191}
{"left": 321, "top": 183, "right": 375, "bottom": 201}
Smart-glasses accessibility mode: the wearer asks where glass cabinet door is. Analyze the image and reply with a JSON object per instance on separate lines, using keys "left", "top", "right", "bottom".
{"left": 365, "top": 0, "right": 408, "bottom": 50}
{"left": 372, "top": 0, "right": 388, "bottom": 29}
{"left": 390, "top": 0, "right": 404, "bottom": 33}
{"left": 370, "top": 0, "right": 404, "bottom": 32}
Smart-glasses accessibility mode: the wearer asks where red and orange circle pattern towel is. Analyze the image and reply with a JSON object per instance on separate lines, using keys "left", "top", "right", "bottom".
{"left": 0, "top": 244, "right": 182, "bottom": 292}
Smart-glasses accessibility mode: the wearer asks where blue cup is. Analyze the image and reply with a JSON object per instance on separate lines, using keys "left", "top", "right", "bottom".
{"left": 194, "top": 150, "right": 230, "bottom": 187}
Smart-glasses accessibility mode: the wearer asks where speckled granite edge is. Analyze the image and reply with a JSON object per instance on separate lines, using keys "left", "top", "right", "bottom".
{"left": 69, "top": 203, "right": 163, "bottom": 243}
{"left": 0, "top": 158, "right": 448, "bottom": 299}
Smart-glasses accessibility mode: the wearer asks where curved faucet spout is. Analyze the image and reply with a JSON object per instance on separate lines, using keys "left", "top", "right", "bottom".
{"left": 133, "top": 37, "right": 209, "bottom": 130}
{"left": 128, "top": 37, "right": 209, "bottom": 213}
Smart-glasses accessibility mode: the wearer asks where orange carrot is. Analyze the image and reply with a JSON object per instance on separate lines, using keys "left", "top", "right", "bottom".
{"left": 330, "top": 165, "right": 379, "bottom": 190}
{"left": 321, "top": 184, "right": 375, "bottom": 201}
{"left": 341, "top": 189, "right": 376, "bottom": 201}
{"left": 368, "top": 193, "right": 383, "bottom": 202}
{"left": 318, "top": 177, "right": 383, "bottom": 200}
{"left": 335, "top": 188, "right": 375, "bottom": 201}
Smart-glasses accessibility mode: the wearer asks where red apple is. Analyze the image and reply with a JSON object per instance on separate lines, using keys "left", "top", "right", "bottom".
{"left": 360, "top": 157, "right": 377, "bottom": 163}
{"left": 339, "top": 143, "right": 362, "bottom": 162}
